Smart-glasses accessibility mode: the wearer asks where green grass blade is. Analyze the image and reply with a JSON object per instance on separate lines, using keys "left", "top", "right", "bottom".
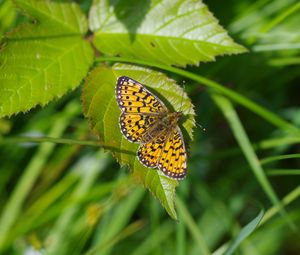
{"left": 176, "top": 197, "right": 210, "bottom": 255}
{"left": 0, "top": 101, "right": 80, "bottom": 250}
{"left": 260, "top": 185, "right": 300, "bottom": 225}
{"left": 256, "top": 136, "right": 300, "bottom": 149}
{"left": 268, "top": 57, "right": 300, "bottom": 66}
{"left": 176, "top": 183, "right": 189, "bottom": 255}
{"left": 131, "top": 222, "right": 173, "bottom": 255}
{"left": 266, "top": 169, "right": 300, "bottom": 176}
{"left": 261, "top": 154, "right": 300, "bottom": 164}
{"left": 92, "top": 186, "right": 145, "bottom": 255}
{"left": 224, "top": 209, "right": 264, "bottom": 255}
{"left": 260, "top": 1, "right": 300, "bottom": 33}
{"left": 202, "top": 136, "right": 300, "bottom": 161}
{"left": 213, "top": 184, "right": 300, "bottom": 254}
{"left": 85, "top": 220, "right": 145, "bottom": 255}
{"left": 212, "top": 93, "right": 295, "bottom": 230}
{"left": 8, "top": 174, "right": 79, "bottom": 240}
{"left": 46, "top": 151, "right": 109, "bottom": 255}
{"left": 228, "top": 0, "right": 272, "bottom": 33}
{"left": 176, "top": 212, "right": 186, "bottom": 255}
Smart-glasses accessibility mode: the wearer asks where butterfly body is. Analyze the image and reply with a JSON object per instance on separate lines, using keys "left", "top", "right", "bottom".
{"left": 160, "top": 112, "right": 182, "bottom": 129}
{"left": 116, "top": 76, "right": 187, "bottom": 180}
{"left": 141, "top": 111, "right": 182, "bottom": 144}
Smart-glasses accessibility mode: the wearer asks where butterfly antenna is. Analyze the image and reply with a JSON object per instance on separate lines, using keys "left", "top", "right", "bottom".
{"left": 178, "top": 81, "right": 186, "bottom": 113}
{"left": 179, "top": 81, "right": 206, "bottom": 132}
{"left": 196, "top": 122, "right": 206, "bottom": 132}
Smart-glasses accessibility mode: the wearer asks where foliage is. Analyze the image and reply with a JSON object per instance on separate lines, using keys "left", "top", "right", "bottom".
{"left": 0, "top": 0, "right": 299, "bottom": 254}
{"left": 0, "top": 0, "right": 93, "bottom": 117}
{"left": 82, "top": 63, "right": 195, "bottom": 219}
{"left": 89, "top": 0, "right": 246, "bottom": 66}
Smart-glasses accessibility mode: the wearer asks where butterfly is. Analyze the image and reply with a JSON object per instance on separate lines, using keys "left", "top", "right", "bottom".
{"left": 115, "top": 76, "right": 187, "bottom": 180}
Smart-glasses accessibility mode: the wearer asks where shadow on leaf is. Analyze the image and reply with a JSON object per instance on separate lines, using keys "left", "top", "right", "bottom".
{"left": 109, "top": 0, "right": 151, "bottom": 42}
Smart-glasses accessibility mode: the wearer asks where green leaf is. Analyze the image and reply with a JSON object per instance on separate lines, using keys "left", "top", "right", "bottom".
{"left": 224, "top": 209, "right": 264, "bottom": 255}
{"left": 89, "top": 0, "right": 246, "bottom": 67}
{"left": 0, "top": 0, "right": 93, "bottom": 118}
{"left": 0, "top": 0, "right": 16, "bottom": 37}
{"left": 82, "top": 63, "right": 195, "bottom": 219}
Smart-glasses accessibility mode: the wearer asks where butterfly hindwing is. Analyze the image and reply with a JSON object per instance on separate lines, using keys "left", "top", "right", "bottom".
{"left": 137, "top": 130, "right": 168, "bottom": 168}
{"left": 158, "top": 127, "right": 187, "bottom": 180}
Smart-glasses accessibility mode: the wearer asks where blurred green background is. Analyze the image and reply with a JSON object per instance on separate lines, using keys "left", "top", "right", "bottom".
{"left": 0, "top": 0, "right": 299, "bottom": 254}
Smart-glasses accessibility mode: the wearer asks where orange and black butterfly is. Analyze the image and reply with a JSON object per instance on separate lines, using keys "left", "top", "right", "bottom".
{"left": 116, "top": 76, "right": 187, "bottom": 180}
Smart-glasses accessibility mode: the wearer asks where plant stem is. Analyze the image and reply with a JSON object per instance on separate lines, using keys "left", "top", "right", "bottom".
{"left": 96, "top": 56, "right": 300, "bottom": 136}
{"left": 0, "top": 136, "right": 135, "bottom": 155}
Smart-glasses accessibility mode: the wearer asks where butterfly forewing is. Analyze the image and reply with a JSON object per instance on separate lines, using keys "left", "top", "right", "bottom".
{"left": 116, "top": 76, "right": 167, "bottom": 114}
{"left": 116, "top": 76, "right": 167, "bottom": 143}
{"left": 137, "top": 129, "right": 169, "bottom": 168}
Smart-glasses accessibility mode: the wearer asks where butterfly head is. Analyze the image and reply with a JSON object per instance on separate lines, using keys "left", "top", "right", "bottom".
{"left": 167, "top": 111, "right": 183, "bottom": 125}
{"left": 174, "top": 111, "right": 183, "bottom": 119}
